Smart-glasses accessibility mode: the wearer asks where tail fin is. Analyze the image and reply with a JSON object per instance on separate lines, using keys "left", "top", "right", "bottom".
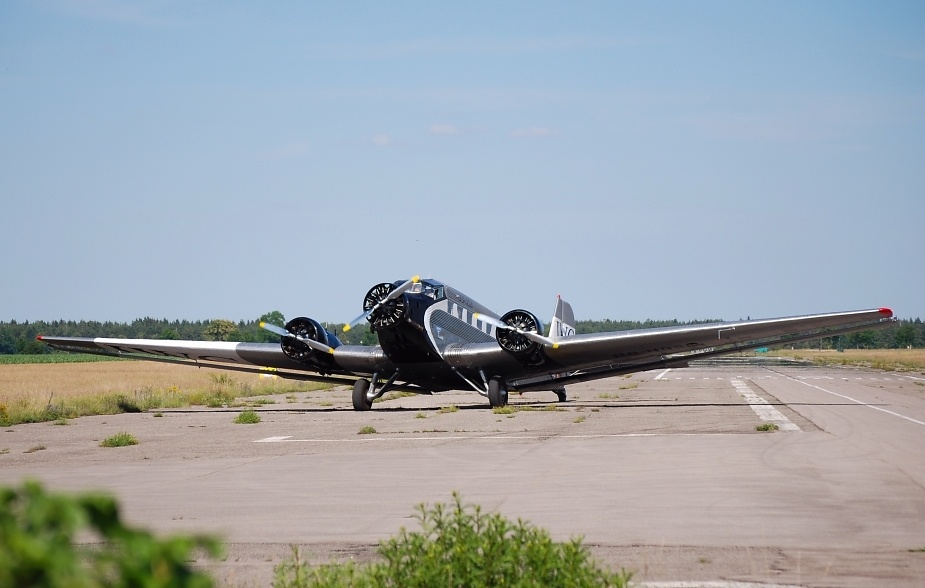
{"left": 549, "top": 296, "right": 576, "bottom": 342}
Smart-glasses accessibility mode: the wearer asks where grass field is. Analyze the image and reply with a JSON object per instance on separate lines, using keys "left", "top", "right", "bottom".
{"left": 769, "top": 348, "right": 925, "bottom": 372}
{"left": 0, "top": 360, "right": 330, "bottom": 426}
{"left": 0, "top": 353, "right": 123, "bottom": 364}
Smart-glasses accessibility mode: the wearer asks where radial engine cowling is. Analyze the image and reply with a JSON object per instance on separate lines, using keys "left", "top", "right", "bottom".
{"left": 363, "top": 282, "right": 407, "bottom": 330}
{"left": 280, "top": 317, "right": 339, "bottom": 364}
{"left": 495, "top": 309, "right": 545, "bottom": 361}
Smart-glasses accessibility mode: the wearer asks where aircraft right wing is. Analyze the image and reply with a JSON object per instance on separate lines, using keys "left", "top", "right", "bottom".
{"left": 463, "top": 307, "right": 896, "bottom": 391}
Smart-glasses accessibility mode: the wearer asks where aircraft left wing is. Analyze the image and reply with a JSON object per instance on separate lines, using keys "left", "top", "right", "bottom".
{"left": 35, "top": 336, "right": 392, "bottom": 387}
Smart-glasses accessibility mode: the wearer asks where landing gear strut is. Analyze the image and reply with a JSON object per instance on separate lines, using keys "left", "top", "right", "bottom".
{"left": 352, "top": 371, "right": 401, "bottom": 411}
{"left": 553, "top": 387, "right": 567, "bottom": 403}
{"left": 488, "top": 378, "right": 508, "bottom": 408}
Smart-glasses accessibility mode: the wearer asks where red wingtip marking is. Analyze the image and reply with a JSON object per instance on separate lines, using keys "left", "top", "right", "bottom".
{"left": 36, "top": 335, "right": 44, "bottom": 341}
{"left": 879, "top": 307, "right": 893, "bottom": 317}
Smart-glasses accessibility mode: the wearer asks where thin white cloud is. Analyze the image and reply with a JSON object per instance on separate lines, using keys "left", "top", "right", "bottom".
{"left": 46, "top": 0, "right": 174, "bottom": 26}
{"left": 429, "top": 124, "right": 462, "bottom": 136}
{"left": 372, "top": 134, "right": 391, "bottom": 147}
{"left": 257, "top": 141, "right": 310, "bottom": 161}
{"left": 306, "top": 35, "right": 660, "bottom": 60}
{"left": 509, "top": 127, "right": 559, "bottom": 139}
{"left": 890, "top": 49, "right": 925, "bottom": 62}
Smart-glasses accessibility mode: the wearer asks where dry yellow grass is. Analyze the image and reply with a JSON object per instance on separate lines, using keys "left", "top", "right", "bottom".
{"left": 0, "top": 360, "right": 329, "bottom": 425}
{"left": 770, "top": 348, "right": 925, "bottom": 371}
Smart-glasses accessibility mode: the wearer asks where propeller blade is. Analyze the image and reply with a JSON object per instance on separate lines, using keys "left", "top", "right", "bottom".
{"left": 259, "top": 322, "right": 290, "bottom": 338}
{"left": 259, "top": 322, "right": 334, "bottom": 355}
{"left": 344, "top": 275, "right": 420, "bottom": 332}
{"left": 474, "top": 313, "right": 559, "bottom": 349}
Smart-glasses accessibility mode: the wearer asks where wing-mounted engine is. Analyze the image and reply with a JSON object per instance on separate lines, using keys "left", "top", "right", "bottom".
{"left": 279, "top": 317, "right": 340, "bottom": 367}
{"left": 495, "top": 309, "right": 547, "bottom": 365}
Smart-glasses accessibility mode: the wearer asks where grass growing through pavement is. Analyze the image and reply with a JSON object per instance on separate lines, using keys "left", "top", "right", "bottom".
{"left": 0, "top": 361, "right": 330, "bottom": 426}
{"left": 358, "top": 426, "right": 377, "bottom": 435}
{"left": 234, "top": 410, "right": 261, "bottom": 424}
{"left": 99, "top": 432, "right": 138, "bottom": 447}
{"left": 756, "top": 423, "right": 779, "bottom": 432}
{"left": 437, "top": 405, "right": 459, "bottom": 414}
{"left": 375, "top": 391, "right": 418, "bottom": 403}
{"left": 273, "top": 492, "right": 633, "bottom": 587}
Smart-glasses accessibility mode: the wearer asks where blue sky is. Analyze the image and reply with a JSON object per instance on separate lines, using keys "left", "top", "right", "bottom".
{"left": 2, "top": 1, "right": 922, "bottom": 324}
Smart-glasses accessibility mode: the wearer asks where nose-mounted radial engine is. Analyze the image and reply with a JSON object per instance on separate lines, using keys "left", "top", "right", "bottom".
{"left": 344, "top": 276, "right": 421, "bottom": 332}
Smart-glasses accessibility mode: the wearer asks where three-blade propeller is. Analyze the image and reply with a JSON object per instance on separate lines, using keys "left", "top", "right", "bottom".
{"left": 343, "top": 275, "right": 421, "bottom": 332}
{"left": 259, "top": 321, "right": 335, "bottom": 355}
{"left": 473, "top": 313, "right": 559, "bottom": 349}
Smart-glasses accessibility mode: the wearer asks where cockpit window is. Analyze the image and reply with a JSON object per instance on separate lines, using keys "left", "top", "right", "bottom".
{"left": 409, "top": 282, "right": 445, "bottom": 300}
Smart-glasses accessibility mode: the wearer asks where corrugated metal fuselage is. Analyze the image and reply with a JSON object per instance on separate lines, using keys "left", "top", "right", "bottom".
{"left": 373, "top": 279, "right": 503, "bottom": 390}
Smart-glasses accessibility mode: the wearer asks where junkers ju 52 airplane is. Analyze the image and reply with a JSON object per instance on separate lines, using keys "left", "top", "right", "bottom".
{"left": 38, "top": 276, "right": 896, "bottom": 411}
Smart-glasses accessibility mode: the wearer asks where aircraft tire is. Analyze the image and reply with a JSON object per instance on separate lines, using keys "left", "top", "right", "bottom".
{"left": 554, "top": 388, "right": 567, "bottom": 403}
{"left": 488, "top": 379, "right": 508, "bottom": 408}
{"left": 352, "top": 379, "right": 372, "bottom": 411}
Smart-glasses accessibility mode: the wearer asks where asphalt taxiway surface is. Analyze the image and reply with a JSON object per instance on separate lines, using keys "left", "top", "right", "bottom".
{"left": 2, "top": 362, "right": 925, "bottom": 587}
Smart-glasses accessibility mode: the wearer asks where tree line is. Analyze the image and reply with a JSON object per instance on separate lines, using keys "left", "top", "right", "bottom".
{"left": 1, "top": 314, "right": 921, "bottom": 355}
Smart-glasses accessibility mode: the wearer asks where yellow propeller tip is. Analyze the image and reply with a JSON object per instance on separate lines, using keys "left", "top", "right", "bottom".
{"left": 412, "top": 275, "right": 421, "bottom": 282}
{"left": 553, "top": 343, "right": 560, "bottom": 349}
{"left": 259, "top": 322, "right": 266, "bottom": 328}
{"left": 328, "top": 348, "right": 335, "bottom": 354}
{"left": 343, "top": 325, "right": 351, "bottom": 332}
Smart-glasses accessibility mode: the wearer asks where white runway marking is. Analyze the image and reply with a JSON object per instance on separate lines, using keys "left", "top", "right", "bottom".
{"left": 643, "top": 582, "right": 805, "bottom": 588}
{"left": 654, "top": 368, "right": 672, "bottom": 380}
{"left": 256, "top": 433, "right": 713, "bottom": 444}
{"left": 784, "top": 375, "right": 925, "bottom": 427}
{"left": 255, "top": 436, "right": 293, "bottom": 443}
{"left": 730, "top": 379, "right": 800, "bottom": 431}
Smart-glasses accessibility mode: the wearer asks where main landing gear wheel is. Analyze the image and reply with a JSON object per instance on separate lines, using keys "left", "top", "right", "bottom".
{"left": 554, "top": 387, "right": 567, "bottom": 403}
{"left": 488, "top": 379, "right": 508, "bottom": 408}
{"left": 352, "top": 379, "right": 372, "bottom": 411}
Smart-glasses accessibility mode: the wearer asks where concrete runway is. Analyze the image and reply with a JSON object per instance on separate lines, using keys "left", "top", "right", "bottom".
{"left": 2, "top": 362, "right": 925, "bottom": 587}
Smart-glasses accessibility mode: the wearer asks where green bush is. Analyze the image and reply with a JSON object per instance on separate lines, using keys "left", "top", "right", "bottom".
{"left": 234, "top": 410, "right": 261, "bottom": 424}
{"left": 99, "top": 432, "right": 138, "bottom": 447}
{"left": 0, "top": 481, "right": 221, "bottom": 587}
{"left": 273, "top": 493, "right": 632, "bottom": 587}
{"left": 100, "top": 431, "right": 138, "bottom": 447}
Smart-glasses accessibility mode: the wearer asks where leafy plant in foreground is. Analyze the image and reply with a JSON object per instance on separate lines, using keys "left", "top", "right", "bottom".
{"left": 273, "top": 492, "right": 632, "bottom": 588}
{"left": 0, "top": 481, "right": 221, "bottom": 588}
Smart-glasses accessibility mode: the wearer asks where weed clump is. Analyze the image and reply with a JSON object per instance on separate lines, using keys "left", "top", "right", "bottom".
{"left": 274, "top": 493, "right": 632, "bottom": 587}
{"left": 756, "top": 423, "right": 779, "bottom": 432}
{"left": 234, "top": 410, "right": 261, "bottom": 424}
{"left": 100, "top": 432, "right": 138, "bottom": 447}
{"left": 358, "top": 426, "right": 377, "bottom": 435}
